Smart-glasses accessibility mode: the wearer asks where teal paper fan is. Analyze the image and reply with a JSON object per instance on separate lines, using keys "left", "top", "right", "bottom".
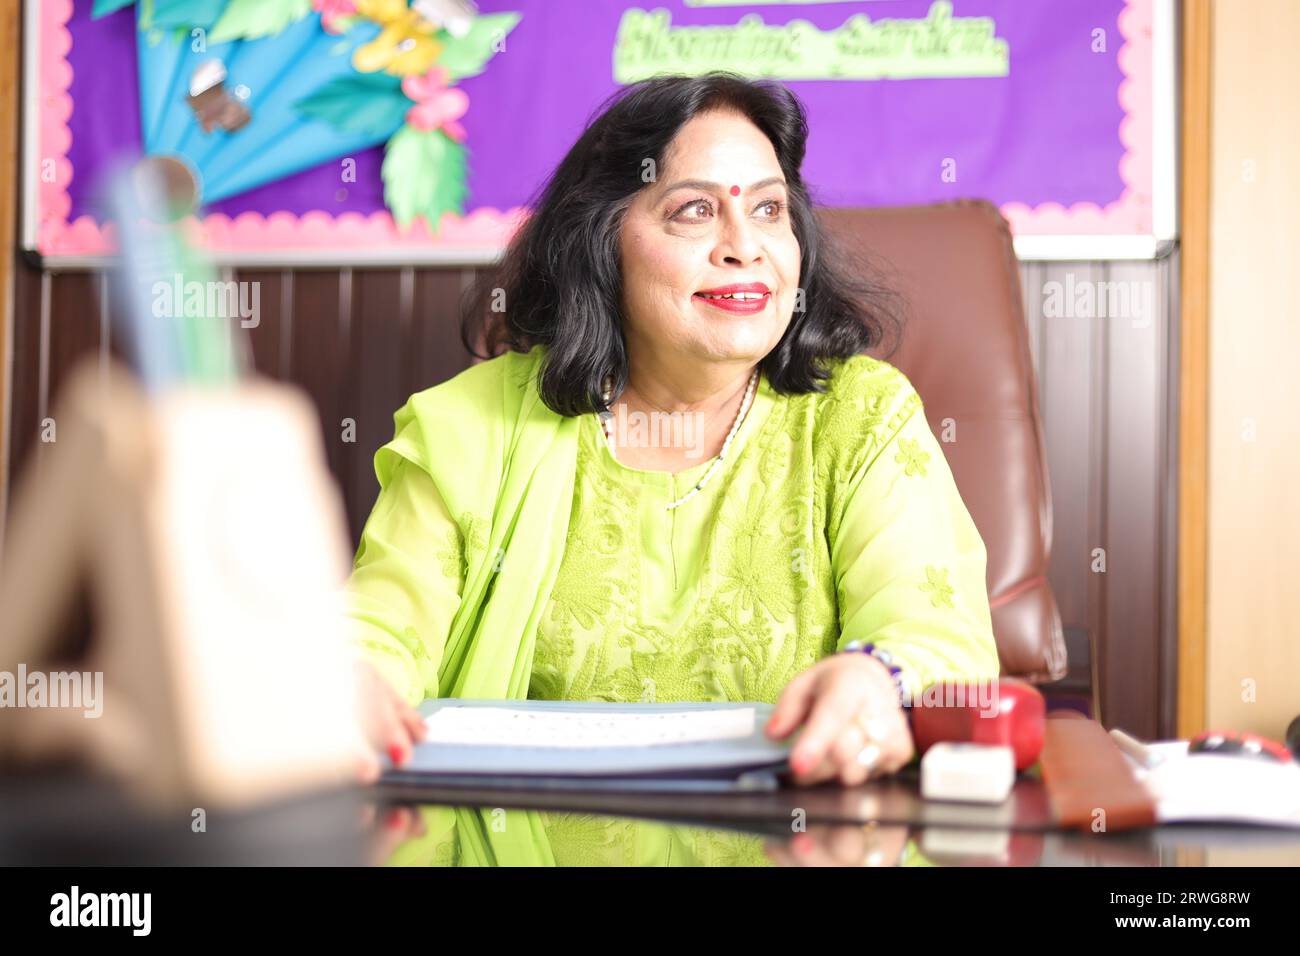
{"left": 134, "top": 5, "right": 402, "bottom": 205}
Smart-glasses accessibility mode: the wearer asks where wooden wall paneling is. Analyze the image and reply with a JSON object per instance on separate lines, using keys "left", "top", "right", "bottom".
{"left": 1085, "top": 265, "right": 1111, "bottom": 724}
{"left": 395, "top": 266, "right": 417, "bottom": 401}
{"left": 1019, "top": 262, "right": 1046, "bottom": 380}
{"left": 46, "top": 271, "right": 102, "bottom": 462}
{"left": 1038, "top": 261, "right": 1109, "bottom": 711}
{"left": 1100, "top": 259, "right": 1167, "bottom": 740}
{"left": 94, "top": 272, "right": 111, "bottom": 388}
{"left": 1033, "top": 262, "right": 1100, "bottom": 633}
{"left": 348, "top": 269, "right": 406, "bottom": 544}
{"left": 234, "top": 269, "right": 289, "bottom": 380}
{"left": 7, "top": 261, "right": 44, "bottom": 492}
{"left": 408, "top": 267, "right": 474, "bottom": 398}
{"left": 286, "top": 270, "right": 348, "bottom": 506}
{"left": 5, "top": 265, "right": 99, "bottom": 500}
{"left": 1020, "top": 261, "right": 1097, "bottom": 702}
{"left": 1158, "top": 248, "right": 1182, "bottom": 738}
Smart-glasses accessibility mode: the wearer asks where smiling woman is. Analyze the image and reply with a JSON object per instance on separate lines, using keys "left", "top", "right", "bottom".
{"left": 344, "top": 73, "right": 1001, "bottom": 790}
{"left": 463, "top": 73, "right": 896, "bottom": 419}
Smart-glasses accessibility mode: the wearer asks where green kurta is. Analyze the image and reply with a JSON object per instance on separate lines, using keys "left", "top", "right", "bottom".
{"left": 344, "top": 344, "right": 1000, "bottom": 707}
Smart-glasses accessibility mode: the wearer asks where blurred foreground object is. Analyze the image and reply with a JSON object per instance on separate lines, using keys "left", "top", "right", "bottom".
{"left": 0, "top": 360, "right": 366, "bottom": 809}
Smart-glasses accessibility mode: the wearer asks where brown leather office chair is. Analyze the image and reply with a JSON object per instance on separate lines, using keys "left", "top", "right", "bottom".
{"left": 821, "top": 201, "right": 1067, "bottom": 684}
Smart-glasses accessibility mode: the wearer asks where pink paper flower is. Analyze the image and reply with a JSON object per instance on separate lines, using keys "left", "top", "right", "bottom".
{"left": 402, "top": 66, "right": 469, "bottom": 141}
{"left": 312, "top": 0, "right": 357, "bottom": 35}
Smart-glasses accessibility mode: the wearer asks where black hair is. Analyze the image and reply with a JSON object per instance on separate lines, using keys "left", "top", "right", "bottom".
{"left": 460, "top": 71, "right": 901, "bottom": 416}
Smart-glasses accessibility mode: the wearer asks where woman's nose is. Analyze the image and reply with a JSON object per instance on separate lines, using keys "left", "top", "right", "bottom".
{"left": 713, "top": 214, "right": 763, "bottom": 267}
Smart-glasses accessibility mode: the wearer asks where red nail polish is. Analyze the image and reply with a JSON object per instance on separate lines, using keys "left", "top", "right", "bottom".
{"left": 387, "top": 744, "right": 404, "bottom": 764}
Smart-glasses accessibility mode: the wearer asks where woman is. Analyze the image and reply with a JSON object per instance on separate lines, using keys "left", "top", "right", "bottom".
{"left": 347, "top": 73, "right": 1000, "bottom": 789}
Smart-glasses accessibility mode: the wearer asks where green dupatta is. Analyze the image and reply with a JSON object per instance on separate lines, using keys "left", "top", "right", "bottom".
{"left": 374, "top": 345, "right": 578, "bottom": 701}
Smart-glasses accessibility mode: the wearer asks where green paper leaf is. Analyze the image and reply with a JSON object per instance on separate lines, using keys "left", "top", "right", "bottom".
{"left": 151, "top": 0, "right": 229, "bottom": 30}
{"left": 436, "top": 13, "right": 522, "bottom": 81}
{"left": 383, "top": 126, "right": 468, "bottom": 230}
{"left": 93, "top": 0, "right": 137, "bottom": 17}
{"left": 295, "top": 73, "right": 411, "bottom": 140}
{"left": 208, "top": 0, "right": 311, "bottom": 44}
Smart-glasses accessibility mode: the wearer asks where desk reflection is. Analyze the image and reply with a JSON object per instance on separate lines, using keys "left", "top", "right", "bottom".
{"left": 8, "top": 775, "right": 1300, "bottom": 866}
{"left": 363, "top": 802, "right": 1300, "bottom": 867}
{"left": 365, "top": 803, "right": 914, "bottom": 867}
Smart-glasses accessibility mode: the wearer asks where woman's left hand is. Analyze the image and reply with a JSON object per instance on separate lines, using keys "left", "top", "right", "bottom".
{"left": 765, "top": 653, "right": 914, "bottom": 786}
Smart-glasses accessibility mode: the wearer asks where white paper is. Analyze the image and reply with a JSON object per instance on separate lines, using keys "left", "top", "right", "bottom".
{"left": 423, "top": 706, "right": 757, "bottom": 749}
{"left": 1123, "top": 740, "right": 1300, "bottom": 828}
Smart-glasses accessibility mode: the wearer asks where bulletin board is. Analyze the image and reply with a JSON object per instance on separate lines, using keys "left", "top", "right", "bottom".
{"left": 23, "top": 0, "right": 1176, "bottom": 265}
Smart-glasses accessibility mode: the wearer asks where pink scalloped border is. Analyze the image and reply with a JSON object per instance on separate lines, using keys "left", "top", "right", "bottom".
{"left": 37, "top": 0, "right": 1152, "bottom": 257}
{"left": 1001, "top": 0, "right": 1153, "bottom": 236}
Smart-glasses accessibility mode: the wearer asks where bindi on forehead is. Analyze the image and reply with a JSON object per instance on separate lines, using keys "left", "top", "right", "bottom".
{"left": 729, "top": 185, "right": 740, "bottom": 196}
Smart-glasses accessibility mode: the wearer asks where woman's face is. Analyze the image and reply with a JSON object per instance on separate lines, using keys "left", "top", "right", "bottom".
{"left": 619, "top": 109, "right": 802, "bottom": 372}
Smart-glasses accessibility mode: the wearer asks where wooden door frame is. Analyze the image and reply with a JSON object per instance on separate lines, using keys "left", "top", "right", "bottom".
{"left": 0, "top": 0, "right": 21, "bottom": 543}
{"left": 1177, "top": 0, "right": 1212, "bottom": 738}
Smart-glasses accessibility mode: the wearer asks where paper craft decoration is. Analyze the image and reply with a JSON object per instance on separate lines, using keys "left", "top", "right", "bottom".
{"left": 121, "top": 1, "right": 518, "bottom": 223}
{"left": 28, "top": 0, "right": 1172, "bottom": 262}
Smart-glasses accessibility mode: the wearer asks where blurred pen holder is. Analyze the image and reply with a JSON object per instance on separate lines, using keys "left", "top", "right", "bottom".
{"left": 0, "top": 359, "right": 367, "bottom": 809}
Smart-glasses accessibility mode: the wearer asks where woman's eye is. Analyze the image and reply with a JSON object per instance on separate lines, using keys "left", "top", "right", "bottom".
{"left": 755, "top": 199, "right": 784, "bottom": 219}
{"left": 672, "top": 199, "right": 713, "bottom": 221}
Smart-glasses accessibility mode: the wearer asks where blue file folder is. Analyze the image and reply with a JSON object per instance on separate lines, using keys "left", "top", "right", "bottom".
{"left": 381, "top": 699, "right": 795, "bottom": 794}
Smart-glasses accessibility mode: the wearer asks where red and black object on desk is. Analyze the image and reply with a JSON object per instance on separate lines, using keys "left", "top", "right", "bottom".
{"left": 907, "top": 679, "right": 1047, "bottom": 771}
{"left": 1189, "top": 729, "right": 1294, "bottom": 763}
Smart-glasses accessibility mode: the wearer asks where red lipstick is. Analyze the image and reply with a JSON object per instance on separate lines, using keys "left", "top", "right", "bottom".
{"left": 693, "top": 282, "right": 771, "bottom": 315}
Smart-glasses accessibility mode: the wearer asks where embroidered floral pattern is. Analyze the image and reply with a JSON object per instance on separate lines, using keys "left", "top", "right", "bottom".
{"left": 537, "top": 812, "right": 640, "bottom": 867}
{"left": 920, "top": 565, "right": 956, "bottom": 609}
{"left": 528, "top": 355, "right": 933, "bottom": 706}
{"left": 436, "top": 511, "right": 489, "bottom": 586}
{"left": 436, "top": 525, "right": 463, "bottom": 582}
{"left": 895, "top": 437, "right": 931, "bottom": 477}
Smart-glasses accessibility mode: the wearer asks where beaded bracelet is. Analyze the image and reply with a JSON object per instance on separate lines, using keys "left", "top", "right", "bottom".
{"left": 839, "top": 640, "right": 909, "bottom": 708}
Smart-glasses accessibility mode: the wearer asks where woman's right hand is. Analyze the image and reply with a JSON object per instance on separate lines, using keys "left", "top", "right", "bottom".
{"left": 355, "top": 659, "right": 426, "bottom": 783}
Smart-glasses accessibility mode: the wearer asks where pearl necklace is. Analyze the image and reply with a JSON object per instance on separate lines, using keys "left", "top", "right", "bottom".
{"left": 598, "top": 369, "right": 759, "bottom": 510}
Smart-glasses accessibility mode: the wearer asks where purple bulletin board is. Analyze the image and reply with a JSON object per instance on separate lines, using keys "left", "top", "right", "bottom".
{"left": 24, "top": 0, "right": 1176, "bottom": 265}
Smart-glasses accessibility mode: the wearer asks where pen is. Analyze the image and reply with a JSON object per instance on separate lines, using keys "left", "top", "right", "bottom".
{"left": 1109, "top": 728, "right": 1165, "bottom": 769}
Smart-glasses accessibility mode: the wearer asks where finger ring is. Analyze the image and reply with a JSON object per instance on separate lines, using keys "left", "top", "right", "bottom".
{"left": 855, "top": 742, "right": 883, "bottom": 770}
